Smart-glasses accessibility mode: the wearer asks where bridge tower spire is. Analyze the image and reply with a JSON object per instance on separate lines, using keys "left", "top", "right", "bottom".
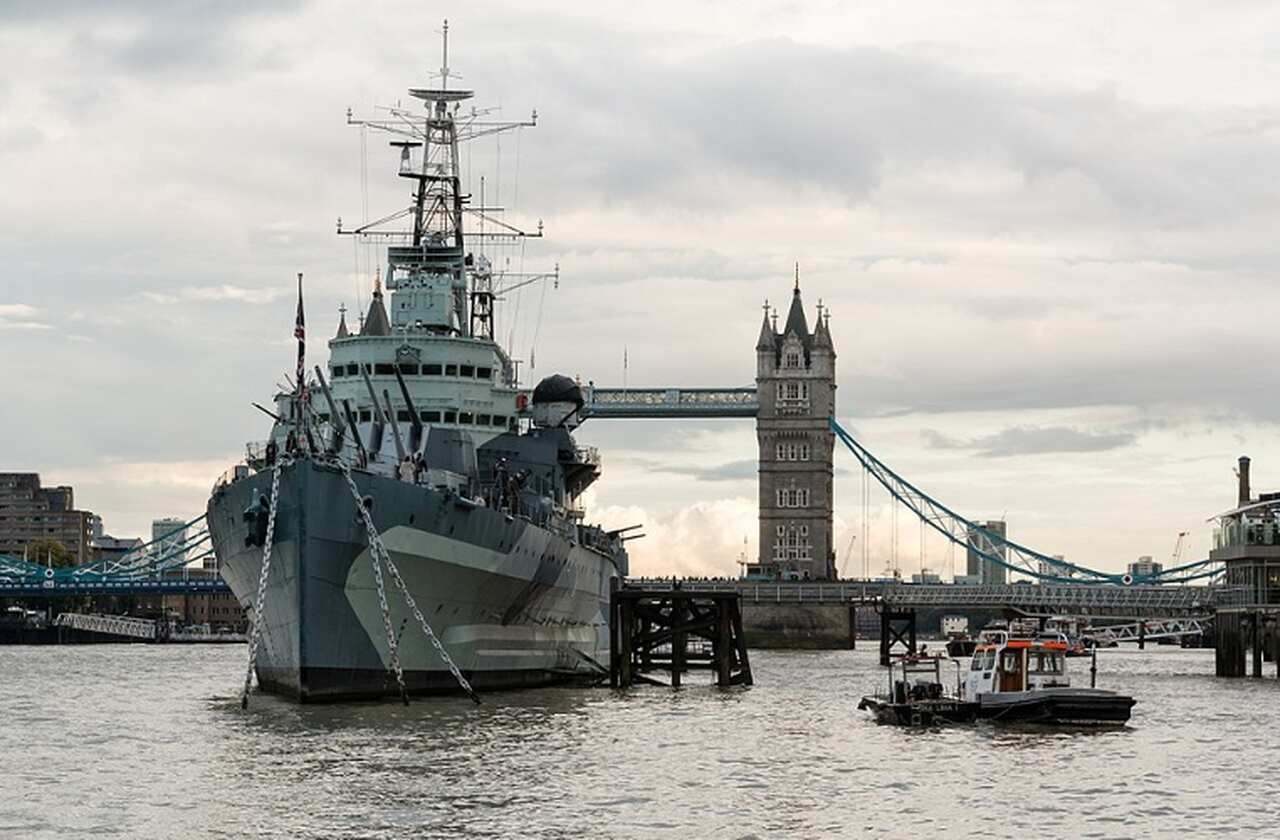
{"left": 754, "top": 274, "right": 837, "bottom": 580}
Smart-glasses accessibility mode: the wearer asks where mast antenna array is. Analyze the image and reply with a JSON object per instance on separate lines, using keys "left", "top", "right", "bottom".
{"left": 336, "top": 21, "right": 548, "bottom": 343}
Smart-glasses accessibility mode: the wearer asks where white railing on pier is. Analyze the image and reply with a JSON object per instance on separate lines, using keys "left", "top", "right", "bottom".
{"left": 622, "top": 579, "right": 1244, "bottom": 617}
{"left": 1082, "top": 617, "right": 1210, "bottom": 645}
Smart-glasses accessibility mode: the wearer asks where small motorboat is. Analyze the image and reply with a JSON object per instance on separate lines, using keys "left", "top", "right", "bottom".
{"left": 858, "top": 654, "right": 979, "bottom": 726}
{"left": 965, "top": 634, "right": 1135, "bottom": 725}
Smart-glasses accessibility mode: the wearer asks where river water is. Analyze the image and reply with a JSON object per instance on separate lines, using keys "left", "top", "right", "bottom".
{"left": 2, "top": 645, "right": 1277, "bottom": 839}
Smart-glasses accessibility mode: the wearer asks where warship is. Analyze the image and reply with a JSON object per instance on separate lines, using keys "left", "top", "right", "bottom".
{"left": 206, "top": 25, "right": 630, "bottom": 702}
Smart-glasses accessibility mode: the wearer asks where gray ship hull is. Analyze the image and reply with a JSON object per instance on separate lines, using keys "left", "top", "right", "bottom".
{"left": 206, "top": 459, "right": 621, "bottom": 702}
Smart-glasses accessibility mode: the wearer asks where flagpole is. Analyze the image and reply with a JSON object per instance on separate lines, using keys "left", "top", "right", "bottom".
{"left": 295, "top": 272, "right": 307, "bottom": 449}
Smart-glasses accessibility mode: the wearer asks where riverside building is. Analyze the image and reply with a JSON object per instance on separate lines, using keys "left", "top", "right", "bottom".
{"left": 0, "top": 473, "right": 93, "bottom": 565}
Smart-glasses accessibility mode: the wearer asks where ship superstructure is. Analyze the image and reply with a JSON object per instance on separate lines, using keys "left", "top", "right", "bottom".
{"left": 206, "top": 24, "right": 628, "bottom": 702}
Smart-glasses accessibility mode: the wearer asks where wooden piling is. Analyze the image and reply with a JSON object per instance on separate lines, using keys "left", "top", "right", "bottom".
{"left": 878, "top": 606, "right": 917, "bottom": 666}
{"left": 848, "top": 603, "right": 857, "bottom": 650}
{"left": 1252, "top": 612, "right": 1264, "bottom": 679}
{"left": 1216, "top": 611, "right": 1246, "bottom": 678}
{"left": 610, "top": 586, "right": 753, "bottom": 689}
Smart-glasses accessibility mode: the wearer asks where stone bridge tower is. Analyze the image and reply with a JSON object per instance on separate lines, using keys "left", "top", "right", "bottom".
{"left": 755, "top": 275, "right": 836, "bottom": 580}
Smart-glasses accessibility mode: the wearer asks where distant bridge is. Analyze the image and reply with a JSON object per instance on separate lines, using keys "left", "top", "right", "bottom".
{"left": 0, "top": 514, "right": 230, "bottom": 598}
{"left": 626, "top": 579, "right": 1243, "bottom": 619}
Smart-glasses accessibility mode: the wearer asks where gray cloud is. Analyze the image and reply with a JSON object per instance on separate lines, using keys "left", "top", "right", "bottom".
{"left": 659, "top": 459, "right": 759, "bottom": 482}
{"left": 923, "top": 426, "right": 1139, "bottom": 458}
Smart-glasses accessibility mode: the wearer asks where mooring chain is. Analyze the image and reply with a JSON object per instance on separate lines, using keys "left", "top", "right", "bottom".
{"left": 240, "top": 457, "right": 287, "bottom": 709}
{"left": 336, "top": 461, "right": 481, "bottom": 704}
{"left": 367, "top": 517, "right": 410, "bottom": 705}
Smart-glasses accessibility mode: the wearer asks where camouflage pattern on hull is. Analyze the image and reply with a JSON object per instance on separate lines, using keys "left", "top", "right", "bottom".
{"left": 207, "top": 459, "right": 621, "bottom": 702}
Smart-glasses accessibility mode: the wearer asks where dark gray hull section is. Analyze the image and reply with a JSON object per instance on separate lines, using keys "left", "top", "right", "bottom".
{"left": 207, "top": 459, "right": 622, "bottom": 702}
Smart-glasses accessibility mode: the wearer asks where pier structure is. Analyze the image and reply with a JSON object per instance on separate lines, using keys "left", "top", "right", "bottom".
{"left": 1208, "top": 457, "right": 1280, "bottom": 677}
{"left": 609, "top": 583, "right": 752, "bottom": 688}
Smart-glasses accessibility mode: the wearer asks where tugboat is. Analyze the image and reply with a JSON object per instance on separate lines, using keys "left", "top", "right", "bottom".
{"left": 205, "top": 25, "right": 631, "bottom": 702}
{"left": 858, "top": 654, "right": 979, "bottom": 726}
{"left": 964, "top": 633, "right": 1136, "bottom": 724}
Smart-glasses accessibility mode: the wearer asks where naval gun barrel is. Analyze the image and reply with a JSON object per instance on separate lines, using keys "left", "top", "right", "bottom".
{"left": 359, "top": 365, "right": 386, "bottom": 459}
{"left": 313, "top": 365, "right": 347, "bottom": 455}
{"left": 393, "top": 367, "right": 425, "bottom": 453}
{"left": 340, "top": 399, "right": 368, "bottom": 464}
{"left": 382, "top": 389, "right": 408, "bottom": 462}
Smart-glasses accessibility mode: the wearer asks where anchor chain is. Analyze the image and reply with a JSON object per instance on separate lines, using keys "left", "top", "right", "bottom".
{"left": 337, "top": 462, "right": 481, "bottom": 704}
{"left": 240, "top": 458, "right": 287, "bottom": 709}
{"left": 368, "top": 518, "right": 410, "bottom": 705}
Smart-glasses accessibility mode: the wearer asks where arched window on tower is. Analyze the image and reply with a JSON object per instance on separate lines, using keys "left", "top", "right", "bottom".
{"left": 785, "top": 350, "right": 801, "bottom": 369}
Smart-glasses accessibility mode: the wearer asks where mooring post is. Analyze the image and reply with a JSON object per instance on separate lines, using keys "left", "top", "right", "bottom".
{"left": 609, "top": 578, "right": 621, "bottom": 689}
{"left": 1253, "top": 612, "right": 1264, "bottom": 679}
{"left": 619, "top": 595, "right": 634, "bottom": 688}
{"left": 1138, "top": 621, "right": 1145, "bottom": 651}
{"left": 1090, "top": 647, "right": 1098, "bottom": 689}
{"left": 716, "top": 597, "right": 733, "bottom": 686}
{"left": 1216, "top": 611, "right": 1246, "bottom": 677}
{"left": 1274, "top": 617, "right": 1280, "bottom": 680}
{"left": 848, "top": 602, "right": 857, "bottom": 650}
{"left": 671, "top": 597, "right": 685, "bottom": 689}
{"left": 730, "top": 600, "right": 753, "bottom": 686}
{"left": 879, "top": 607, "right": 890, "bottom": 666}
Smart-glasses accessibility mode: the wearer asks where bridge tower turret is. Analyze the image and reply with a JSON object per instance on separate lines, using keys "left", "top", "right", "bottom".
{"left": 754, "top": 273, "right": 837, "bottom": 580}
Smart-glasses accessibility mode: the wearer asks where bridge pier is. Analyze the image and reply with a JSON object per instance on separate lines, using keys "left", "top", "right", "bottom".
{"left": 1216, "top": 611, "right": 1247, "bottom": 677}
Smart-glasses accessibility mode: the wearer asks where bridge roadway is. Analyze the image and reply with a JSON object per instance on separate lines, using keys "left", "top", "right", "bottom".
{"left": 625, "top": 579, "right": 1242, "bottom": 618}
{"left": 581, "top": 386, "right": 759, "bottom": 418}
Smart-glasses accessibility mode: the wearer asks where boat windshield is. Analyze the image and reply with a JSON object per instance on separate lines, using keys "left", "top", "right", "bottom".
{"left": 1028, "top": 650, "right": 1063, "bottom": 674}
{"left": 970, "top": 650, "right": 996, "bottom": 670}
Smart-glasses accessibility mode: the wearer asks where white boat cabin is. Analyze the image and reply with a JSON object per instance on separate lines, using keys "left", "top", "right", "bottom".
{"left": 964, "top": 637, "right": 1071, "bottom": 698}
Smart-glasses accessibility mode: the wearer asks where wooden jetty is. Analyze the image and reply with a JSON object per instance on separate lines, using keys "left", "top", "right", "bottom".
{"left": 609, "top": 583, "right": 753, "bottom": 688}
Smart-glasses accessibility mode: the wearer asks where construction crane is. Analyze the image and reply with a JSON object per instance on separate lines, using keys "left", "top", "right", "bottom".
{"left": 1170, "top": 531, "right": 1189, "bottom": 566}
{"left": 839, "top": 534, "right": 857, "bottom": 579}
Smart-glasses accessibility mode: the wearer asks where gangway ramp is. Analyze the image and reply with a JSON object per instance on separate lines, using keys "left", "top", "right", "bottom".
{"left": 54, "top": 613, "right": 157, "bottom": 641}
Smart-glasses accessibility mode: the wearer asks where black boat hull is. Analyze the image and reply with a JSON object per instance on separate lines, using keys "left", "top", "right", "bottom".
{"left": 976, "top": 688, "right": 1135, "bottom": 724}
{"left": 857, "top": 696, "right": 980, "bottom": 726}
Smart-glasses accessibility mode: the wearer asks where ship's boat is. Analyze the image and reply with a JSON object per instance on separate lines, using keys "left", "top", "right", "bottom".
{"left": 206, "top": 26, "right": 630, "bottom": 702}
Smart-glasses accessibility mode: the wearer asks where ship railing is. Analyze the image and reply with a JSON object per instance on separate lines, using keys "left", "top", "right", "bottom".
{"left": 574, "top": 446, "right": 601, "bottom": 466}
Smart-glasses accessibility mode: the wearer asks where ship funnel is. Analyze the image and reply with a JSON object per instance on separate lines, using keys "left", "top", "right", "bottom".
{"left": 1239, "top": 455, "right": 1252, "bottom": 506}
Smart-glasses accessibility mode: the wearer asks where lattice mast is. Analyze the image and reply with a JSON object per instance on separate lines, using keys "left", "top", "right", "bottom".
{"left": 340, "top": 20, "right": 551, "bottom": 347}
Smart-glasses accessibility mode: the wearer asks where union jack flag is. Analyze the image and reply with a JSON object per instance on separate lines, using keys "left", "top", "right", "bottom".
{"left": 294, "top": 273, "right": 306, "bottom": 397}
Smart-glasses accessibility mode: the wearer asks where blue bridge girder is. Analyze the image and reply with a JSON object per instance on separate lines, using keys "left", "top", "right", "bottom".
{"left": 581, "top": 385, "right": 759, "bottom": 418}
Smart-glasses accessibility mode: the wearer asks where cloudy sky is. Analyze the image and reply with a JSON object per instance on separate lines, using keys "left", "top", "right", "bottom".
{"left": 3, "top": 1, "right": 1279, "bottom": 578}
